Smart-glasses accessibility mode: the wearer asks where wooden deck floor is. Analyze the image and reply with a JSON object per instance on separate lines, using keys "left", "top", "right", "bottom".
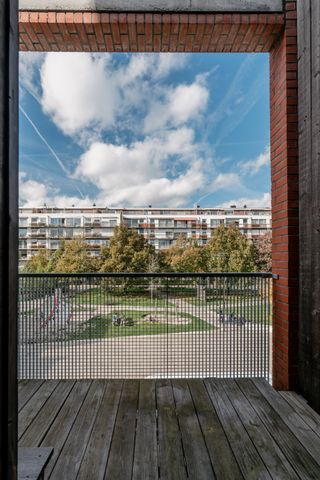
{"left": 18, "top": 379, "right": 320, "bottom": 480}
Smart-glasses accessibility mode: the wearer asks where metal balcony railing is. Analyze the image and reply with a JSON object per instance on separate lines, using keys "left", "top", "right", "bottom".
{"left": 18, "top": 272, "right": 275, "bottom": 381}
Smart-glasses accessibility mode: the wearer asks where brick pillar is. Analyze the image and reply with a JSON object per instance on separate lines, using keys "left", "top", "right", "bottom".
{"left": 270, "top": 0, "right": 299, "bottom": 390}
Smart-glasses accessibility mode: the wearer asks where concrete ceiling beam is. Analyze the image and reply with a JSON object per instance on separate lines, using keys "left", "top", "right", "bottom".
{"left": 19, "top": 0, "right": 284, "bottom": 13}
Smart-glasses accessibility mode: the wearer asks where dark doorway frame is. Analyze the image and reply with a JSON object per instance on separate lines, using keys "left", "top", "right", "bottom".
{"left": 1, "top": 0, "right": 302, "bottom": 477}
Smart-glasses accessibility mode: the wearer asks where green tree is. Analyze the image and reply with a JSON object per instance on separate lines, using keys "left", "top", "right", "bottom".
{"left": 164, "top": 236, "right": 208, "bottom": 272}
{"left": 23, "top": 249, "right": 52, "bottom": 273}
{"left": 206, "top": 224, "right": 256, "bottom": 272}
{"left": 100, "top": 225, "right": 156, "bottom": 272}
{"left": 48, "top": 238, "right": 99, "bottom": 273}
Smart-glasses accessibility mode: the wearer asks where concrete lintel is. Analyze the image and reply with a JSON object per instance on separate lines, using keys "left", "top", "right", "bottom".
{"left": 19, "top": 0, "right": 284, "bottom": 13}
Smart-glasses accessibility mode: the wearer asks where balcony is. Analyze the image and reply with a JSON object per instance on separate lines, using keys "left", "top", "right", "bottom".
{"left": 18, "top": 377, "right": 320, "bottom": 479}
{"left": 34, "top": 233, "right": 46, "bottom": 238}
{"left": 17, "top": 273, "right": 320, "bottom": 479}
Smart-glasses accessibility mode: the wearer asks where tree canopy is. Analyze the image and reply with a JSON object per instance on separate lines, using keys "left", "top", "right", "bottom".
{"left": 99, "top": 225, "right": 156, "bottom": 273}
{"left": 206, "top": 224, "right": 256, "bottom": 272}
{"left": 22, "top": 238, "right": 99, "bottom": 273}
{"left": 22, "top": 249, "right": 52, "bottom": 273}
{"left": 49, "top": 238, "right": 99, "bottom": 273}
{"left": 164, "top": 236, "right": 208, "bottom": 272}
{"left": 22, "top": 224, "right": 269, "bottom": 274}
{"left": 252, "top": 232, "right": 272, "bottom": 272}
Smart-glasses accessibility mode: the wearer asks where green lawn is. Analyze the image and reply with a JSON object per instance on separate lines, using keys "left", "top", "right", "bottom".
{"left": 75, "top": 288, "right": 170, "bottom": 307}
{"left": 185, "top": 297, "right": 272, "bottom": 324}
{"left": 66, "top": 309, "right": 212, "bottom": 340}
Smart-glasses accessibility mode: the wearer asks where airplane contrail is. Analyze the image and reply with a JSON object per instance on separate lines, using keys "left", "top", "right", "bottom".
{"left": 19, "top": 104, "right": 85, "bottom": 199}
{"left": 19, "top": 104, "right": 70, "bottom": 175}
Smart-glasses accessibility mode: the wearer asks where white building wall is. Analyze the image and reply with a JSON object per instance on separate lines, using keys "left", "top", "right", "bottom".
{"left": 18, "top": 206, "right": 272, "bottom": 264}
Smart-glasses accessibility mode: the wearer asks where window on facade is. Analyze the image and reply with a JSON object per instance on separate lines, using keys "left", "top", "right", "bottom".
{"left": 50, "top": 241, "right": 61, "bottom": 249}
{"left": 50, "top": 218, "right": 64, "bottom": 226}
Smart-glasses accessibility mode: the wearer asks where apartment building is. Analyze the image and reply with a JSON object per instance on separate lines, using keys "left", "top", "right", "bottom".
{"left": 19, "top": 206, "right": 272, "bottom": 265}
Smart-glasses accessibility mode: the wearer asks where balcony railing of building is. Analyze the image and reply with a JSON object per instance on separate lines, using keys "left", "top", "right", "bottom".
{"left": 18, "top": 272, "right": 275, "bottom": 381}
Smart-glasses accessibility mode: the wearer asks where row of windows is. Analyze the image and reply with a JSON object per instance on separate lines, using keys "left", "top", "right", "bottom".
{"left": 19, "top": 219, "right": 269, "bottom": 237}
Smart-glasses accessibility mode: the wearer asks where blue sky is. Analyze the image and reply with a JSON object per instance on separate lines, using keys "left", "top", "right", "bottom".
{"left": 19, "top": 52, "right": 271, "bottom": 208}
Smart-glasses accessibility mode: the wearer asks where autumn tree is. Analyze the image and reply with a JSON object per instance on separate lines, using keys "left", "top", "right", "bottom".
{"left": 164, "top": 236, "right": 208, "bottom": 272}
{"left": 48, "top": 239, "right": 99, "bottom": 273}
{"left": 99, "top": 225, "right": 156, "bottom": 273}
{"left": 23, "top": 249, "right": 52, "bottom": 273}
{"left": 252, "top": 232, "right": 272, "bottom": 272}
{"left": 206, "top": 224, "right": 256, "bottom": 272}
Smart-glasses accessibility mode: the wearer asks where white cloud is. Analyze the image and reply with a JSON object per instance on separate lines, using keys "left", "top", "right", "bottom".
{"left": 144, "top": 80, "right": 209, "bottom": 133}
{"left": 74, "top": 128, "right": 207, "bottom": 206}
{"left": 98, "top": 164, "right": 204, "bottom": 207}
{"left": 19, "top": 174, "right": 92, "bottom": 208}
{"left": 25, "top": 52, "right": 192, "bottom": 141}
{"left": 154, "top": 54, "right": 189, "bottom": 79}
{"left": 41, "top": 53, "right": 118, "bottom": 136}
{"left": 19, "top": 52, "right": 46, "bottom": 100}
{"left": 119, "top": 53, "right": 188, "bottom": 86}
{"left": 240, "top": 146, "right": 270, "bottom": 175}
{"left": 211, "top": 172, "right": 243, "bottom": 192}
{"left": 218, "top": 192, "right": 271, "bottom": 208}
{"left": 19, "top": 177, "right": 49, "bottom": 207}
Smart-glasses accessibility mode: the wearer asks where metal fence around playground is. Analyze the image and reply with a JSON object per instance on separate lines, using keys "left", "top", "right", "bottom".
{"left": 18, "top": 272, "right": 275, "bottom": 380}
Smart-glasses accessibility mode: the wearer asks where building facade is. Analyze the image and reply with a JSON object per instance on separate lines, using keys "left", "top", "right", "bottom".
{"left": 19, "top": 206, "right": 271, "bottom": 266}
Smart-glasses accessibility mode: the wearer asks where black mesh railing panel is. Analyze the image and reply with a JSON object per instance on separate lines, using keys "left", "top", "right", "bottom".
{"left": 18, "top": 273, "right": 273, "bottom": 380}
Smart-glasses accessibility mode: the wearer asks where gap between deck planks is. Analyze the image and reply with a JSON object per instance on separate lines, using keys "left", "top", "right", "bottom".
{"left": 18, "top": 378, "right": 320, "bottom": 480}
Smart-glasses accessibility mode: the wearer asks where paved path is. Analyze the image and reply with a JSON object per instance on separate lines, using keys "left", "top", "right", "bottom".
{"left": 19, "top": 326, "right": 272, "bottom": 380}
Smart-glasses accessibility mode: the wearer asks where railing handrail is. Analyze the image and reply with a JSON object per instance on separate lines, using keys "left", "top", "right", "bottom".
{"left": 19, "top": 272, "right": 278, "bottom": 279}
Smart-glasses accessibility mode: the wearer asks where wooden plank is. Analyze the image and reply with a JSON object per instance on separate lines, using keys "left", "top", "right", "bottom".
{"left": 156, "top": 380, "right": 187, "bottom": 480}
{"left": 49, "top": 380, "right": 105, "bottom": 480}
{"left": 18, "top": 380, "right": 59, "bottom": 440}
{"left": 104, "top": 380, "right": 139, "bottom": 480}
{"left": 40, "top": 380, "right": 92, "bottom": 479}
{"left": 18, "top": 380, "right": 44, "bottom": 412}
{"left": 19, "top": 381, "right": 75, "bottom": 447}
{"left": 78, "top": 380, "right": 123, "bottom": 480}
{"left": 204, "top": 379, "right": 271, "bottom": 480}
{"left": 253, "top": 379, "right": 320, "bottom": 466}
{"left": 132, "top": 380, "right": 158, "bottom": 480}
{"left": 221, "top": 379, "right": 299, "bottom": 479}
{"left": 237, "top": 379, "right": 320, "bottom": 479}
{"left": 280, "top": 391, "right": 320, "bottom": 438}
{"left": 172, "top": 379, "right": 215, "bottom": 479}
{"left": 18, "top": 447, "right": 53, "bottom": 480}
{"left": 188, "top": 379, "right": 243, "bottom": 480}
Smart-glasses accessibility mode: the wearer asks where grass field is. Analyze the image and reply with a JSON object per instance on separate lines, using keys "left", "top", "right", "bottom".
{"left": 67, "top": 309, "right": 212, "bottom": 340}
{"left": 182, "top": 296, "right": 272, "bottom": 323}
{"left": 75, "top": 288, "right": 170, "bottom": 307}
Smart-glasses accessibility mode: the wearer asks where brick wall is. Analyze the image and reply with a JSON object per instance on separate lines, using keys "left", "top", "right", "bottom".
{"left": 19, "top": 11, "right": 284, "bottom": 53}
{"left": 270, "top": 0, "right": 299, "bottom": 390}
